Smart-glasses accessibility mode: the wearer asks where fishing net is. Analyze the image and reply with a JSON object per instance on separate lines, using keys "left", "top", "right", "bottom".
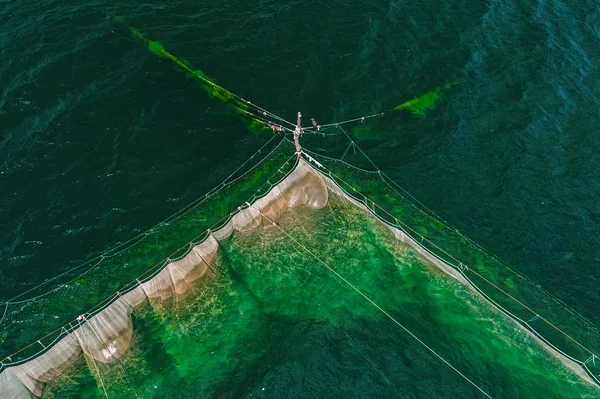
{"left": 1, "top": 132, "right": 599, "bottom": 398}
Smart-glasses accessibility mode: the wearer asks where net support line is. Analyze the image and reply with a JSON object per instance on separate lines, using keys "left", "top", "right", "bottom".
{"left": 340, "top": 141, "right": 354, "bottom": 161}
{"left": 302, "top": 112, "right": 386, "bottom": 131}
{"left": 0, "top": 303, "right": 7, "bottom": 325}
{"left": 249, "top": 204, "right": 494, "bottom": 399}
{"left": 83, "top": 316, "right": 141, "bottom": 399}
{"left": 77, "top": 320, "right": 110, "bottom": 399}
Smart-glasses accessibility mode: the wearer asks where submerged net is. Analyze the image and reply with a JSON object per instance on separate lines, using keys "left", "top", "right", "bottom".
{"left": 1, "top": 132, "right": 599, "bottom": 398}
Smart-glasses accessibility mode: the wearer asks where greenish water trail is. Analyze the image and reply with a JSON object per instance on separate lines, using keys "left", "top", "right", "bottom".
{"left": 392, "top": 79, "right": 465, "bottom": 117}
{"left": 121, "top": 20, "right": 271, "bottom": 134}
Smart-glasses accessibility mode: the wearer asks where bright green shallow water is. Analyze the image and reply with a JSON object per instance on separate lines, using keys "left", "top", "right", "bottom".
{"left": 42, "top": 196, "right": 597, "bottom": 398}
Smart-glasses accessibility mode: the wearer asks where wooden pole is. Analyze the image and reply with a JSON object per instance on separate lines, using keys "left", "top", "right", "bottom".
{"left": 294, "top": 111, "right": 302, "bottom": 154}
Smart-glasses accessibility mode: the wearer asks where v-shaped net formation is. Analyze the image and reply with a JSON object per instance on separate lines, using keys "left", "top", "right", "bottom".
{"left": 0, "top": 134, "right": 599, "bottom": 398}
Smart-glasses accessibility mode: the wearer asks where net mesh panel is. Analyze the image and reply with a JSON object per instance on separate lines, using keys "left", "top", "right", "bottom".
{"left": 302, "top": 141, "right": 600, "bottom": 381}
{"left": 0, "top": 138, "right": 295, "bottom": 365}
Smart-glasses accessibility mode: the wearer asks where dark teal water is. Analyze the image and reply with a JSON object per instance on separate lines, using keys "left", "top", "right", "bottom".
{"left": 1, "top": 0, "right": 599, "bottom": 397}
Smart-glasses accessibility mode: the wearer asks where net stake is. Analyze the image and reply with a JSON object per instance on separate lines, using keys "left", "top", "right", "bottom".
{"left": 585, "top": 355, "right": 596, "bottom": 365}
{"left": 294, "top": 112, "right": 302, "bottom": 154}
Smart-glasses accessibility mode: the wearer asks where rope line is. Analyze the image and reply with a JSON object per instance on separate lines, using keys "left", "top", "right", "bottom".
{"left": 244, "top": 102, "right": 296, "bottom": 129}
{"left": 90, "top": 358, "right": 110, "bottom": 399}
{"left": 0, "top": 303, "right": 7, "bottom": 325}
{"left": 239, "top": 229, "right": 400, "bottom": 392}
{"left": 251, "top": 204, "right": 493, "bottom": 399}
{"left": 302, "top": 112, "right": 386, "bottom": 131}
{"left": 84, "top": 318, "right": 141, "bottom": 398}
{"left": 340, "top": 142, "right": 354, "bottom": 161}
{"left": 300, "top": 144, "right": 379, "bottom": 174}
{"left": 77, "top": 319, "right": 110, "bottom": 399}
{"left": 336, "top": 125, "right": 379, "bottom": 170}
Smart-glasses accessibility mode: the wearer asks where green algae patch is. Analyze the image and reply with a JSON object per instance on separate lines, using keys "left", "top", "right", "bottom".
{"left": 147, "top": 41, "right": 167, "bottom": 57}
{"left": 129, "top": 30, "right": 213, "bottom": 96}
{"left": 393, "top": 78, "right": 466, "bottom": 117}
{"left": 116, "top": 22, "right": 270, "bottom": 134}
{"left": 444, "top": 77, "right": 467, "bottom": 89}
{"left": 128, "top": 26, "right": 144, "bottom": 41}
{"left": 349, "top": 124, "right": 381, "bottom": 140}
{"left": 393, "top": 87, "right": 442, "bottom": 116}
{"left": 244, "top": 117, "right": 271, "bottom": 134}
